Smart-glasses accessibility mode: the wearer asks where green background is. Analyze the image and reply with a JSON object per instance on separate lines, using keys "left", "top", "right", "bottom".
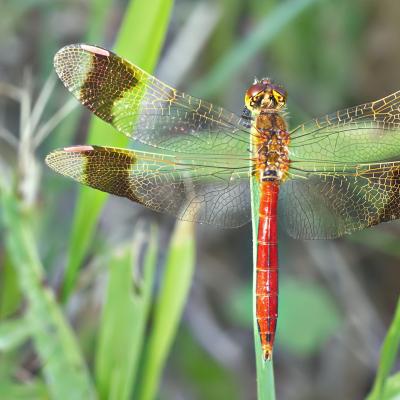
{"left": 1, "top": 0, "right": 400, "bottom": 399}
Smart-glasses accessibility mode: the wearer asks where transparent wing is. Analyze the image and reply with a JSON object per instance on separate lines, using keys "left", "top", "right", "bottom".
{"left": 280, "top": 161, "right": 400, "bottom": 239}
{"left": 45, "top": 145, "right": 251, "bottom": 228}
{"left": 53, "top": 44, "right": 250, "bottom": 156}
{"left": 289, "top": 90, "right": 400, "bottom": 164}
{"left": 283, "top": 91, "right": 400, "bottom": 238}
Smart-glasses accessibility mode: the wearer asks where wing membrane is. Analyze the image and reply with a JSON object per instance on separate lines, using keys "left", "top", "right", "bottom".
{"left": 45, "top": 146, "right": 251, "bottom": 228}
{"left": 290, "top": 90, "right": 400, "bottom": 163}
{"left": 284, "top": 91, "right": 400, "bottom": 238}
{"left": 280, "top": 161, "right": 400, "bottom": 239}
{"left": 53, "top": 44, "right": 249, "bottom": 156}
{"left": 52, "top": 44, "right": 400, "bottom": 236}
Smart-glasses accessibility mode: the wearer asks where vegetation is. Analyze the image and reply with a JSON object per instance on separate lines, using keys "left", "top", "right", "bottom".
{"left": 1, "top": 0, "right": 400, "bottom": 399}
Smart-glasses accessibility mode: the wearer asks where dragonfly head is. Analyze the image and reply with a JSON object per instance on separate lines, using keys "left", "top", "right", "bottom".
{"left": 245, "top": 79, "right": 287, "bottom": 113}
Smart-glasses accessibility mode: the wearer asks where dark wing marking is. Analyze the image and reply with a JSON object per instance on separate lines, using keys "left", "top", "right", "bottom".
{"left": 54, "top": 44, "right": 250, "bottom": 156}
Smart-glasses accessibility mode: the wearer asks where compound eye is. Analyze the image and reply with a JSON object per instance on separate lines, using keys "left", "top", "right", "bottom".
{"left": 246, "top": 83, "right": 265, "bottom": 99}
{"left": 272, "top": 89, "right": 286, "bottom": 106}
{"left": 245, "top": 83, "right": 265, "bottom": 110}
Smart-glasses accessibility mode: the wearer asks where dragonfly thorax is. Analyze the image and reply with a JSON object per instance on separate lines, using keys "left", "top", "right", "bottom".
{"left": 252, "top": 105, "right": 290, "bottom": 182}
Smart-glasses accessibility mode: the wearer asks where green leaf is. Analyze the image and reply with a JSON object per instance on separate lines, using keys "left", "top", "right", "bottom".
{"left": 62, "top": 0, "right": 174, "bottom": 301}
{"left": 382, "top": 372, "right": 400, "bottom": 400}
{"left": 0, "top": 190, "right": 95, "bottom": 399}
{"left": 0, "top": 253, "right": 21, "bottom": 319}
{"left": 95, "top": 226, "right": 158, "bottom": 400}
{"left": 0, "top": 317, "right": 32, "bottom": 352}
{"left": 367, "top": 297, "right": 400, "bottom": 400}
{"left": 277, "top": 278, "right": 341, "bottom": 356}
{"left": 0, "top": 379, "right": 48, "bottom": 399}
{"left": 137, "top": 221, "right": 196, "bottom": 400}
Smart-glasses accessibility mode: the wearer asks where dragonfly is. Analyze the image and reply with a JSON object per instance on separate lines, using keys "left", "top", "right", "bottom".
{"left": 46, "top": 44, "right": 400, "bottom": 361}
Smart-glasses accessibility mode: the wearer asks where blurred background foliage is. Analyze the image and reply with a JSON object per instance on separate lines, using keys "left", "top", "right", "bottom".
{"left": 1, "top": 0, "right": 400, "bottom": 399}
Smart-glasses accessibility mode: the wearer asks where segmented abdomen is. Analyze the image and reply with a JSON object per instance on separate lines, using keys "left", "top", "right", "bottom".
{"left": 256, "top": 180, "right": 279, "bottom": 360}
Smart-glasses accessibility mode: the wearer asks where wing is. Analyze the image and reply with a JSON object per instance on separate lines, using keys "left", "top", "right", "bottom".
{"left": 53, "top": 44, "right": 249, "bottom": 156}
{"left": 282, "top": 90, "right": 400, "bottom": 239}
{"left": 45, "top": 146, "right": 251, "bottom": 228}
{"left": 281, "top": 160, "right": 400, "bottom": 239}
{"left": 289, "top": 90, "right": 400, "bottom": 163}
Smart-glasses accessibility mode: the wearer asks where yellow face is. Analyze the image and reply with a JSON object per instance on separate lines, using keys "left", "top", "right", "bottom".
{"left": 244, "top": 79, "right": 287, "bottom": 113}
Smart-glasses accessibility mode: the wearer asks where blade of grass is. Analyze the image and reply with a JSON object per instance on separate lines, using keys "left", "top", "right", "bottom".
{"left": 137, "top": 221, "right": 196, "bottom": 400}
{"left": 0, "top": 316, "right": 32, "bottom": 352}
{"left": 250, "top": 151, "right": 275, "bottom": 399}
{"left": 0, "top": 379, "right": 48, "bottom": 399}
{"left": 0, "top": 252, "right": 21, "bottom": 319}
{"left": 366, "top": 296, "right": 400, "bottom": 400}
{"left": 0, "top": 189, "right": 95, "bottom": 399}
{"left": 381, "top": 372, "right": 400, "bottom": 399}
{"left": 95, "top": 226, "right": 158, "bottom": 400}
{"left": 62, "top": 0, "right": 174, "bottom": 302}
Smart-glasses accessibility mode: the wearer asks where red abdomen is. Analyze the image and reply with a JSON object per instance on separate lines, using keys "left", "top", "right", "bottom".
{"left": 256, "top": 180, "right": 279, "bottom": 361}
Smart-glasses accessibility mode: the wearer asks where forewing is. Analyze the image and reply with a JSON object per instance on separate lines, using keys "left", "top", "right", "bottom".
{"left": 53, "top": 44, "right": 249, "bottom": 156}
{"left": 290, "top": 90, "right": 400, "bottom": 163}
{"left": 45, "top": 146, "right": 251, "bottom": 228}
{"left": 280, "top": 162, "right": 400, "bottom": 239}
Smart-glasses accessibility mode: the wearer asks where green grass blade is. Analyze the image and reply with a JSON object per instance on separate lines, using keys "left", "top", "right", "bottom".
{"left": 190, "top": 0, "right": 319, "bottom": 98}
{"left": 95, "top": 226, "right": 158, "bottom": 400}
{"left": 0, "top": 316, "right": 32, "bottom": 352}
{"left": 137, "top": 221, "right": 196, "bottom": 400}
{"left": 62, "top": 0, "right": 174, "bottom": 301}
{"left": 250, "top": 176, "right": 276, "bottom": 400}
{"left": 0, "top": 190, "right": 95, "bottom": 399}
{"left": 0, "top": 253, "right": 21, "bottom": 319}
{"left": 381, "top": 372, "right": 400, "bottom": 399}
{"left": 367, "top": 296, "right": 400, "bottom": 400}
{"left": 0, "top": 379, "right": 48, "bottom": 399}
